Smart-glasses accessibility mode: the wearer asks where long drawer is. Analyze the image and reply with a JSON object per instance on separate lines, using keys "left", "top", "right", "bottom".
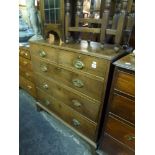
{"left": 19, "top": 56, "right": 32, "bottom": 71}
{"left": 19, "top": 47, "right": 31, "bottom": 60}
{"left": 30, "top": 43, "right": 108, "bottom": 78}
{"left": 32, "top": 56, "right": 104, "bottom": 101}
{"left": 110, "top": 93, "right": 135, "bottom": 124}
{"left": 105, "top": 115, "right": 135, "bottom": 150}
{"left": 19, "top": 76, "right": 36, "bottom": 97}
{"left": 34, "top": 73, "right": 100, "bottom": 122}
{"left": 114, "top": 70, "right": 135, "bottom": 97}
{"left": 19, "top": 66, "right": 34, "bottom": 82}
{"left": 36, "top": 88, "right": 97, "bottom": 140}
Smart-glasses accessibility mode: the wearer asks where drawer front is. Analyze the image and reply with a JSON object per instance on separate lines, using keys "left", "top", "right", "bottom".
{"left": 30, "top": 43, "right": 108, "bottom": 78}
{"left": 37, "top": 88, "right": 97, "bottom": 140}
{"left": 19, "top": 76, "right": 36, "bottom": 97}
{"left": 32, "top": 56, "right": 104, "bottom": 101}
{"left": 115, "top": 70, "right": 135, "bottom": 97}
{"left": 19, "top": 66, "right": 34, "bottom": 82}
{"left": 100, "top": 133, "right": 135, "bottom": 155}
{"left": 106, "top": 115, "right": 135, "bottom": 150}
{"left": 34, "top": 73, "right": 100, "bottom": 122}
{"left": 30, "top": 44, "right": 58, "bottom": 64}
{"left": 58, "top": 50, "right": 108, "bottom": 78}
{"left": 19, "top": 56, "right": 32, "bottom": 71}
{"left": 110, "top": 93, "right": 135, "bottom": 124}
{"left": 19, "top": 48, "right": 31, "bottom": 60}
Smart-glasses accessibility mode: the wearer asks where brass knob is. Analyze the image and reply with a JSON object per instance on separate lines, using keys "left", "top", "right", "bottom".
{"left": 39, "top": 50, "right": 46, "bottom": 57}
{"left": 73, "top": 60, "right": 84, "bottom": 69}
{"left": 41, "top": 65, "right": 48, "bottom": 72}
{"left": 126, "top": 135, "right": 135, "bottom": 141}
{"left": 45, "top": 99, "right": 50, "bottom": 106}
{"left": 23, "top": 61, "right": 28, "bottom": 65}
{"left": 27, "top": 85, "right": 32, "bottom": 89}
{"left": 20, "top": 51, "right": 24, "bottom": 55}
{"left": 43, "top": 84, "right": 48, "bottom": 89}
{"left": 72, "top": 99, "right": 81, "bottom": 107}
{"left": 72, "top": 79, "right": 84, "bottom": 88}
{"left": 25, "top": 53, "right": 28, "bottom": 56}
{"left": 25, "top": 72, "right": 30, "bottom": 77}
{"left": 72, "top": 119, "right": 80, "bottom": 126}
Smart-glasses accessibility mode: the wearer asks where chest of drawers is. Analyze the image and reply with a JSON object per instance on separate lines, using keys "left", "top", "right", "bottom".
{"left": 99, "top": 54, "right": 135, "bottom": 154}
{"left": 30, "top": 40, "right": 126, "bottom": 146}
{"left": 19, "top": 46, "right": 36, "bottom": 98}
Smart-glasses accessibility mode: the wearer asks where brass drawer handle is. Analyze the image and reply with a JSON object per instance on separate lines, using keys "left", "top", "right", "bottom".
{"left": 126, "top": 135, "right": 135, "bottom": 141}
{"left": 39, "top": 50, "right": 46, "bottom": 57}
{"left": 20, "top": 51, "right": 24, "bottom": 55}
{"left": 45, "top": 99, "right": 50, "bottom": 106}
{"left": 56, "top": 67, "right": 61, "bottom": 71}
{"left": 43, "top": 84, "right": 48, "bottom": 89}
{"left": 40, "top": 65, "right": 48, "bottom": 72}
{"left": 73, "top": 60, "right": 84, "bottom": 69}
{"left": 25, "top": 72, "right": 30, "bottom": 77}
{"left": 23, "top": 61, "right": 28, "bottom": 65}
{"left": 72, "top": 119, "right": 80, "bottom": 126}
{"left": 72, "top": 99, "right": 81, "bottom": 107}
{"left": 27, "top": 85, "right": 32, "bottom": 89}
{"left": 25, "top": 53, "right": 28, "bottom": 56}
{"left": 72, "top": 79, "right": 84, "bottom": 88}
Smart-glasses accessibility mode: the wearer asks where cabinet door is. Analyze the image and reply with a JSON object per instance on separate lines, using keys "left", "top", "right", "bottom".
{"left": 43, "top": 0, "right": 61, "bottom": 24}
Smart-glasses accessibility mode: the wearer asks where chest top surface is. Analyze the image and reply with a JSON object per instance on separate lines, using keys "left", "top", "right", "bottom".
{"left": 30, "top": 40, "right": 126, "bottom": 61}
{"left": 113, "top": 54, "right": 135, "bottom": 72}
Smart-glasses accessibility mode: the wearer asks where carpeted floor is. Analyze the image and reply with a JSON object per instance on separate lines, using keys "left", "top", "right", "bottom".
{"left": 19, "top": 89, "right": 97, "bottom": 155}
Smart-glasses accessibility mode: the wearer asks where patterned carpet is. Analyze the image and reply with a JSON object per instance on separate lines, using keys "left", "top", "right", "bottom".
{"left": 19, "top": 89, "right": 96, "bottom": 155}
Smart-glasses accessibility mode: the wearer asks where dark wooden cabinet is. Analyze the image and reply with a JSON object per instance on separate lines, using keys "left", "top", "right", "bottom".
{"left": 40, "top": 0, "right": 65, "bottom": 40}
{"left": 98, "top": 54, "right": 135, "bottom": 155}
{"left": 30, "top": 40, "right": 126, "bottom": 147}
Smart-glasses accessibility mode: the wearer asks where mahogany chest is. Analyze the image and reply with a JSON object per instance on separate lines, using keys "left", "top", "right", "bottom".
{"left": 99, "top": 54, "right": 135, "bottom": 154}
{"left": 29, "top": 40, "right": 126, "bottom": 146}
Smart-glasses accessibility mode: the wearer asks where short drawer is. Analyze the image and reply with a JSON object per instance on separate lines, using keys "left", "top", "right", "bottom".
{"left": 19, "top": 48, "right": 31, "bottom": 60}
{"left": 105, "top": 115, "right": 135, "bottom": 150}
{"left": 110, "top": 93, "right": 135, "bottom": 124}
{"left": 19, "top": 76, "right": 36, "bottom": 97}
{"left": 19, "top": 56, "right": 32, "bottom": 71}
{"left": 32, "top": 56, "right": 104, "bottom": 101}
{"left": 37, "top": 88, "right": 97, "bottom": 140}
{"left": 30, "top": 43, "right": 108, "bottom": 78}
{"left": 19, "top": 66, "right": 34, "bottom": 82}
{"left": 34, "top": 73, "right": 100, "bottom": 122}
{"left": 115, "top": 70, "right": 135, "bottom": 97}
{"left": 30, "top": 43, "right": 58, "bottom": 64}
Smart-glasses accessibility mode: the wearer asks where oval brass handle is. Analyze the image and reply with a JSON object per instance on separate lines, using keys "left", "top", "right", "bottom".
{"left": 56, "top": 67, "right": 61, "bottom": 70}
{"left": 72, "top": 79, "right": 84, "bottom": 88}
{"left": 23, "top": 61, "right": 28, "bottom": 65}
{"left": 41, "top": 65, "right": 48, "bottom": 72}
{"left": 72, "top": 99, "right": 81, "bottom": 107}
{"left": 20, "top": 51, "right": 24, "bottom": 55}
{"left": 25, "top": 72, "right": 30, "bottom": 77}
{"left": 43, "top": 84, "right": 48, "bottom": 89}
{"left": 39, "top": 50, "right": 46, "bottom": 57}
{"left": 45, "top": 99, "right": 50, "bottom": 106}
{"left": 72, "top": 119, "right": 80, "bottom": 126}
{"left": 27, "top": 85, "right": 32, "bottom": 89}
{"left": 126, "top": 135, "right": 135, "bottom": 141}
{"left": 73, "top": 60, "right": 84, "bottom": 69}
